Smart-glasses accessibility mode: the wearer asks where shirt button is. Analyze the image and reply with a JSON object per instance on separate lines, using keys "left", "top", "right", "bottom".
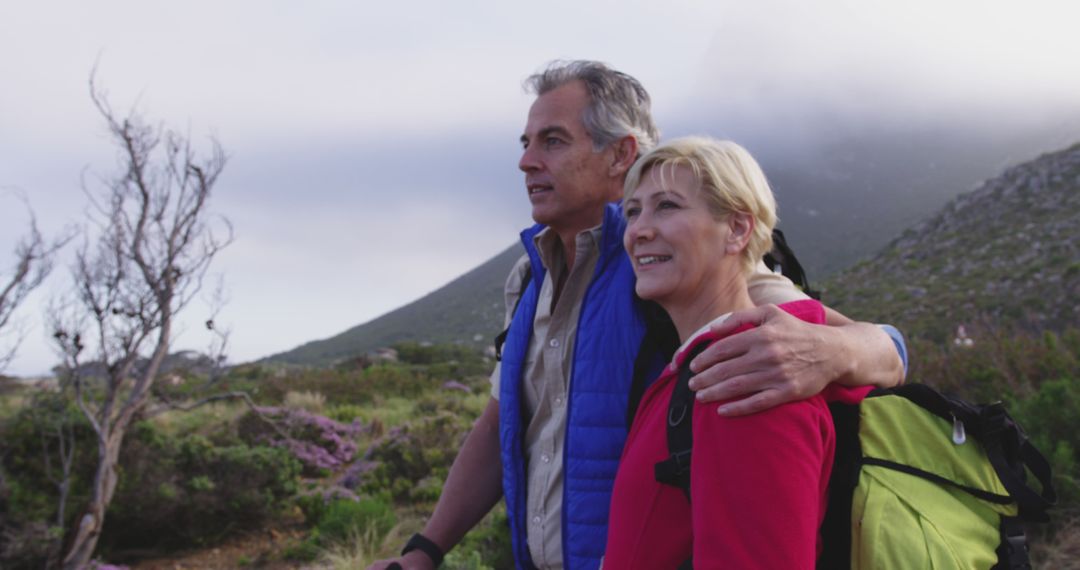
{"left": 549, "top": 338, "right": 560, "bottom": 348}
{"left": 541, "top": 454, "right": 551, "bottom": 463}
{"left": 532, "top": 516, "right": 542, "bottom": 524}
{"left": 554, "top": 396, "right": 563, "bottom": 405}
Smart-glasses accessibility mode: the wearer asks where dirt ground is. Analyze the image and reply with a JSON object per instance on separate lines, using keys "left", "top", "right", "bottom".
{"left": 126, "top": 526, "right": 309, "bottom": 570}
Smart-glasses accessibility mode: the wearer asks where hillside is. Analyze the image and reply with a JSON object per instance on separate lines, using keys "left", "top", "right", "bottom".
{"left": 267, "top": 139, "right": 1080, "bottom": 367}
{"left": 264, "top": 244, "right": 522, "bottom": 366}
{"left": 824, "top": 142, "right": 1080, "bottom": 341}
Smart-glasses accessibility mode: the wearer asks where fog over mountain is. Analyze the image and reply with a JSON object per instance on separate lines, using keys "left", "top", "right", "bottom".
{"left": 270, "top": 128, "right": 1080, "bottom": 366}
{"left": 672, "top": 109, "right": 1080, "bottom": 275}
{"left": 3, "top": 0, "right": 1078, "bottom": 374}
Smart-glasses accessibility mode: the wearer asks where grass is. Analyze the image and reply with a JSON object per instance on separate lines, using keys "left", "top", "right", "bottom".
{"left": 284, "top": 389, "right": 327, "bottom": 413}
{"left": 0, "top": 391, "right": 29, "bottom": 422}
{"left": 351, "top": 396, "right": 418, "bottom": 429}
{"left": 318, "top": 522, "right": 407, "bottom": 569}
{"left": 152, "top": 400, "right": 249, "bottom": 436}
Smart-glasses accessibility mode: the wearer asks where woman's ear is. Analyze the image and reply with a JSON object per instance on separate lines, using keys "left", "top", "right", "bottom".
{"left": 725, "top": 212, "right": 754, "bottom": 255}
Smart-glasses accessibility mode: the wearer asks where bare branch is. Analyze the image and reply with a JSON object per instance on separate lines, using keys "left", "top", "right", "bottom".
{"left": 200, "top": 275, "right": 231, "bottom": 386}
{"left": 51, "top": 70, "right": 234, "bottom": 569}
{"left": 147, "top": 390, "right": 293, "bottom": 443}
{"left": 0, "top": 195, "right": 73, "bottom": 372}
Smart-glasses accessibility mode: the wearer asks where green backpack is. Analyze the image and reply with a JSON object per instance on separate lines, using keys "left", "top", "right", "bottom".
{"left": 657, "top": 359, "right": 1057, "bottom": 569}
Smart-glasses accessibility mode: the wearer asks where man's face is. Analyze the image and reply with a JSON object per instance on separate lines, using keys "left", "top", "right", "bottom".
{"left": 519, "top": 81, "right": 618, "bottom": 235}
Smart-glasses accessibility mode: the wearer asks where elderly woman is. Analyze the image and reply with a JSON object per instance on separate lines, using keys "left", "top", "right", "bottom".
{"left": 603, "top": 137, "right": 868, "bottom": 569}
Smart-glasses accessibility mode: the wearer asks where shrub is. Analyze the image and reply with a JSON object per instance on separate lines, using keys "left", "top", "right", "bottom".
{"left": 908, "top": 325, "right": 1080, "bottom": 547}
{"left": 237, "top": 407, "right": 365, "bottom": 475}
{"left": 361, "top": 411, "right": 472, "bottom": 502}
{"left": 0, "top": 393, "right": 96, "bottom": 568}
{"left": 912, "top": 326, "right": 1080, "bottom": 401}
{"left": 286, "top": 494, "right": 397, "bottom": 564}
{"left": 316, "top": 495, "right": 396, "bottom": 544}
{"left": 0, "top": 521, "right": 62, "bottom": 570}
{"left": 326, "top": 403, "right": 367, "bottom": 424}
{"left": 101, "top": 425, "right": 302, "bottom": 552}
{"left": 1, "top": 398, "right": 302, "bottom": 565}
{"left": 296, "top": 486, "right": 361, "bottom": 524}
{"left": 1006, "top": 376, "right": 1080, "bottom": 511}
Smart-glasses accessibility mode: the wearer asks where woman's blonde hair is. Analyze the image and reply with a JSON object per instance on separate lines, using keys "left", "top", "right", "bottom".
{"left": 624, "top": 136, "right": 777, "bottom": 274}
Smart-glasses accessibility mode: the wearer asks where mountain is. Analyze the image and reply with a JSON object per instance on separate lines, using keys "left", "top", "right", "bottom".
{"left": 267, "top": 139, "right": 1080, "bottom": 367}
{"left": 673, "top": 114, "right": 1080, "bottom": 277}
{"left": 263, "top": 244, "right": 522, "bottom": 366}
{"left": 823, "top": 142, "right": 1080, "bottom": 342}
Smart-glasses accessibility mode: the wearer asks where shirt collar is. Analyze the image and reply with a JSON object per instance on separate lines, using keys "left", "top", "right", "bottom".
{"left": 532, "top": 223, "right": 603, "bottom": 271}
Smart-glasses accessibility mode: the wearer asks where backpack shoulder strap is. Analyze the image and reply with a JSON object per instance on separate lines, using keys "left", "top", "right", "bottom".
{"left": 654, "top": 342, "right": 710, "bottom": 500}
{"left": 494, "top": 265, "right": 532, "bottom": 362}
{"left": 764, "top": 228, "right": 819, "bottom": 300}
{"left": 653, "top": 341, "right": 709, "bottom": 570}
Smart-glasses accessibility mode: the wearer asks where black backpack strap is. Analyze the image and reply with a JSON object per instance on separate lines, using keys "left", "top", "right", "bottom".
{"left": 891, "top": 386, "right": 1057, "bottom": 521}
{"left": 817, "top": 400, "right": 863, "bottom": 570}
{"left": 994, "top": 516, "right": 1032, "bottom": 569}
{"left": 653, "top": 342, "right": 710, "bottom": 570}
{"left": 494, "top": 265, "right": 532, "bottom": 362}
{"left": 976, "top": 403, "right": 1057, "bottom": 522}
{"left": 654, "top": 342, "right": 710, "bottom": 500}
{"left": 763, "top": 228, "right": 819, "bottom": 300}
{"left": 627, "top": 299, "right": 680, "bottom": 428}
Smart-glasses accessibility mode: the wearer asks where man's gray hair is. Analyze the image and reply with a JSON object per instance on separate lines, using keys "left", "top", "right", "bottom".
{"left": 525, "top": 60, "right": 660, "bottom": 155}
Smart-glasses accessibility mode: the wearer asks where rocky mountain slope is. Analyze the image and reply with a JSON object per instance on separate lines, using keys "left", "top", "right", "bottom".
{"left": 824, "top": 143, "right": 1080, "bottom": 341}
{"left": 268, "top": 141, "right": 1080, "bottom": 366}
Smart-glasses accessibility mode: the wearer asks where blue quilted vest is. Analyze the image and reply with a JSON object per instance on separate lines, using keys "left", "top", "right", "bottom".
{"left": 499, "top": 203, "right": 665, "bottom": 570}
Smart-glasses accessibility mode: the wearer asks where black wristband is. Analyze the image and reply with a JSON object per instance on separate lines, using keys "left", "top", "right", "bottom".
{"left": 402, "top": 533, "right": 444, "bottom": 567}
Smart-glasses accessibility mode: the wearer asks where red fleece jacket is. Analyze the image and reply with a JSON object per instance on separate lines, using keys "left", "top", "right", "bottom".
{"left": 603, "top": 300, "right": 870, "bottom": 570}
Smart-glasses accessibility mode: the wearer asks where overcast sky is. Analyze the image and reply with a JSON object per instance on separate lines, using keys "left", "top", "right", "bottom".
{"left": 2, "top": 0, "right": 1079, "bottom": 376}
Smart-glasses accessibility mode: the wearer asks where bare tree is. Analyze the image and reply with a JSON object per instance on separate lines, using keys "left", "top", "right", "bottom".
{"left": 0, "top": 202, "right": 67, "bottom": 372}
{"left": 50, "top": 77, "right": 233, "bottom": 569}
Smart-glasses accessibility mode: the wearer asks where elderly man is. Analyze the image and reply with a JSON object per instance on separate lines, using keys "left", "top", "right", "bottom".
{"left": 371, "top": 61, "right": 906, "bottom": 570}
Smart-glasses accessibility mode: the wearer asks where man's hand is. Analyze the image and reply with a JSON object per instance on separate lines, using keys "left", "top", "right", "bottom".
{"left": 687, "top": 304, "right": 845, "bottom": 416}
{"left": 367, "top": 551, "right": 434, "bottom": 570}
{"left": 688, "top": 302, "right": 904, "bottom": 416}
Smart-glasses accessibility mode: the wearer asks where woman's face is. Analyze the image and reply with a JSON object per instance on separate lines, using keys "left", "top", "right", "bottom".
{"left": 623, "top": 164, "right": 740, "bottom": 306}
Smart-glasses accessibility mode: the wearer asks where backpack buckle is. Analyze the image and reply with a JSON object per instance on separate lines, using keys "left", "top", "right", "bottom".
{"left": 999, "top": 518, "right": 1031, "bottom": 569}
{"left": 655, "top": 449, "right": 692, "bottom": 486}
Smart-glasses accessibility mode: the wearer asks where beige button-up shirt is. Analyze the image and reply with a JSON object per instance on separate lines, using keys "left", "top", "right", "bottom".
{"left": 489, "top": 225, "right": 806, "bottom": 569}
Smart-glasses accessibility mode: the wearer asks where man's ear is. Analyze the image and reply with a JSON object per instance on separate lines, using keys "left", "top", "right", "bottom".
{"left": 725, "top": 212, "right": 754, "bottom": 254}
{"left": 608, "top": 136, "right": 639, "bottom": 177}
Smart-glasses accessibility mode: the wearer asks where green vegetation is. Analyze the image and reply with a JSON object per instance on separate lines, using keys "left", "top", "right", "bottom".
{"left": 4, "top": 330, "right": 1078, "bottom": 567}
{"left": 0, "top": 342, "right": 507, "bottom": 568}
{"left": 900, "top": 326, "right": 1080, "bottom": 565}
{"left": 3, "top": 137, "right": 1078, "bottom": 564}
